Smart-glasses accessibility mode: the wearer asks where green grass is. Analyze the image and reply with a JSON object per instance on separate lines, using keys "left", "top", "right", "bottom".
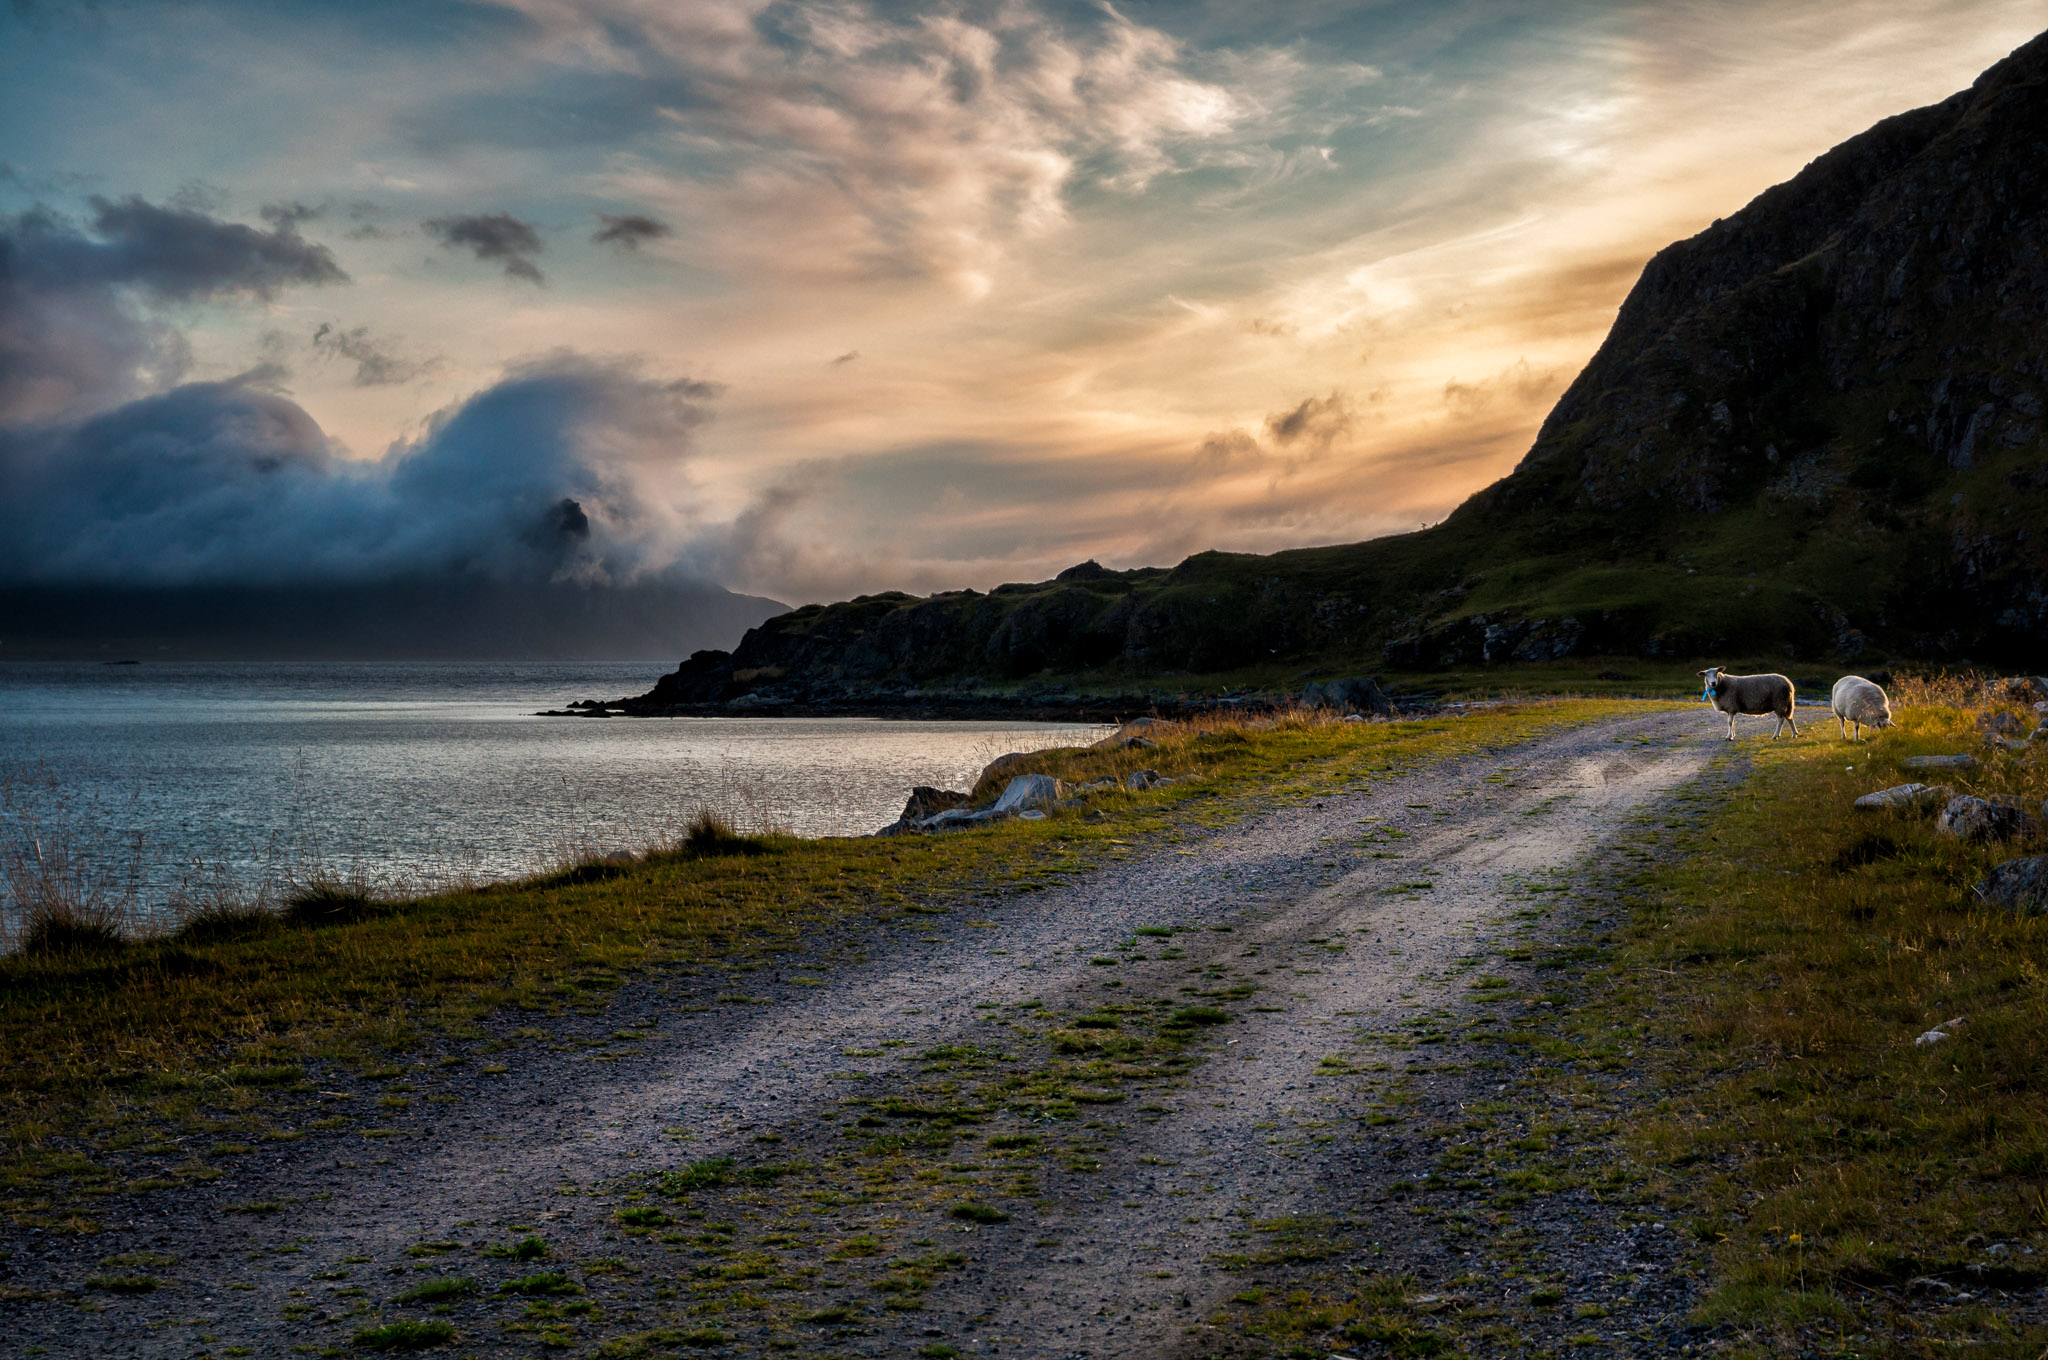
{"left": 1603, "top": 673, "right": 2048, "bottom": 1355}
{"left": 480, "top": 1236, "right": 548, "bottom": 1262}
{"left": 496, "top": 1271, "right": 580, "bottom": 1296}
{"left": 0, "top": 699, "right": 1642, "bottom": 1226}
{"left": 389, "top": 1276, "right": 476, "bottom": 1305}
{"left": 351, "top": 1318, "right": 455, "bottom": 1351}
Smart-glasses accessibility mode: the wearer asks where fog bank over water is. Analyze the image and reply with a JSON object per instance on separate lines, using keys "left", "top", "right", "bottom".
{"left": 0, "top": 580, "right": 785, "bottom": 661}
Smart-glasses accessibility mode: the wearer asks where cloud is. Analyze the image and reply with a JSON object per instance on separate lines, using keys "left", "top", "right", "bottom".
{"left": 591, "top": 211, "right": 671, "bottom": 251}
{"left": 1442, "top": 358, "right": 1561, "bottom": 419}
{"left": 259, "top": 200, "right": 323, "bottom": 231}
{"left": 830, "top": 350, "right": 859, "bottom": 366}
{"left": 1263, "top": 390, "right": 1352, "bottom": 451}
{"left": 22, "top": 195, "right": 347, "bottom": 302}
{"left": 0, "top": 197, "right": 347, "bottom": 427}
{"left": 310, "top": 322, "right": 442, "bottom": 387}
{"left": 512, "top": 0, "right": 1259, "bottom": 290}
{"left": 0, "top": 352, "right": 722, "bottom": 589}
{"left": 1191, "top": 428, "right": 1261, "bottom": 474}
{"left": 423, "top": 211, "right": 545, "bottom": 283}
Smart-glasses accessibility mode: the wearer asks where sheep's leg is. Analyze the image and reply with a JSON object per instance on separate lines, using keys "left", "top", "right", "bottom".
{"left": 1727, "top": 711, "right": 1737, "bottom": 741}
{"left": 1787, "top": 710, "right": 1800, "bottom": 737}
{"left": 1838, "top": 716, "right": 1848, "bottom": 739}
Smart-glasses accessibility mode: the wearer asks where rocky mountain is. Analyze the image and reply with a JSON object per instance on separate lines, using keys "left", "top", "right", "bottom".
{"left": 622, "top": 31, "right": 2048, "bottom": 710}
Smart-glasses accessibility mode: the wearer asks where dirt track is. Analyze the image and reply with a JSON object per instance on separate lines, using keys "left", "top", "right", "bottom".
{"left": 6, "top": 705, "right": 1731, "bottom": 1357}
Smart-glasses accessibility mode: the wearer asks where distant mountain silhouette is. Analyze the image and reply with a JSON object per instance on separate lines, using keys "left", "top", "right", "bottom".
{"left": 621, "top": 30, "right": 2048, "bottom": 706}
{"left": 0, "top": 578, "right": 786, "bottom": 662}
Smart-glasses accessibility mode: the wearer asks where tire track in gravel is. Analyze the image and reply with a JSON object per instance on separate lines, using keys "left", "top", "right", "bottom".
{"left": 11, "top": 705, "right": 1714, "bottom": 1358}
{"left": 922, "top": 708, "right": 1711, "bottom": 1357}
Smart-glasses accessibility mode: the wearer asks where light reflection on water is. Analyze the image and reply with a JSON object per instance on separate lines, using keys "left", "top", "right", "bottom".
{"left": 0, "top": 662, "right": 1109, "bottom": 923}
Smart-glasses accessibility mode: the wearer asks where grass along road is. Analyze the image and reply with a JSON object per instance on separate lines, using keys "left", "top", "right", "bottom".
{"left": 1, "top": 703, "right": 1726, "bottom": 1357}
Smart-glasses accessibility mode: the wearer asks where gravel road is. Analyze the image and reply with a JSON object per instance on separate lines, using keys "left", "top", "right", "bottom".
{"left": 7, "top": 705, "right": 1728, "bottom": 1358}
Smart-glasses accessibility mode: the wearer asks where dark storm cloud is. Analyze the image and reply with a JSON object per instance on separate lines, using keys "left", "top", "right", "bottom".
{"left": 310, "top": 322, "right": 440, "bottom": 387}
{"left": 592, "top": 212, "right": 671, "bottom": 252}
{"left": 13, "top": 196, "right": 347, "bottom": 302}
{"left": 0, "top": 197, "right": 347, "bottom": 425}
{"left": 0, "top": 353, "right": 721, "bottom": 588}
{"left": 423, "top": 211, "right": 545, "bottom": 283}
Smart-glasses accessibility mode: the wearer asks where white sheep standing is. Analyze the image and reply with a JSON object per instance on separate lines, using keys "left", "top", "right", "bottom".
{"left": 1830, "top": 674, "right": 1894, "bottom": 741}
{"left": 1697, "top": 666, "right": 1799, "bottom": 741}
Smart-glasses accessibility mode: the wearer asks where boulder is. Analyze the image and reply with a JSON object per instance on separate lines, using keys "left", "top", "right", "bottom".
{"left": 1901, "top": 753, "right": 1982, "bottom": 772}
{"left": 2000, "top": 676, "right": 2048, "bottom": 704}
{"left": 1977, "top": 856, "right": 2048, "bottom": 914}
{"left": 1092, "top": 718, "right": 1169, "bottom": 751}
{"left": 1986, "top": 735, "right": 2034, "bottom": 754}
{"left": 901, "top": 786, "right": 971, "bottom": 821}
{"left": 1936, "top": 795, "right": 2040, "bottom": 842}
{"left": 1125, "top": 769, "right": 1166, "bottom": 791}
{"left": 976, "top": 749, "right": 1078, "bottom": 791}
{"left": 1980, "top": 710, "right": 2026, "bottom": 737}
{"left": 1852, "top": 782, "right": 1951, "bottom": 811}
{"left": 1301, "top": 676, "right": 1393, "bottom": 717}
{"left": 990, "top": 774, "right": 1064, "bottom": 814}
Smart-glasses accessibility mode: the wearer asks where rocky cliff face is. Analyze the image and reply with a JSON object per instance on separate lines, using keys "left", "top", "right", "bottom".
{"left": 1458, "top": 28, "right": 2048, "bottom": 657}
{"left": 634, "top": 32, "right": 2048, "bottom": 706}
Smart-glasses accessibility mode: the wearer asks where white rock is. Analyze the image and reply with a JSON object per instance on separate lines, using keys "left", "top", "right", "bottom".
{"left": 1901, "top": 753, "right": 1981, "bottom": 771}
{"left": 1017, "top": 809, "right": 1047, "bottom": 821}
{"left": 991, "top": 773, "right": 1064, "bottom": 814}
{"left": 1852, "top": 783, "right": 1948, "bottom": 811}
{"left": 1915, "top": 1029, "right": 1949, "bottom": 1046}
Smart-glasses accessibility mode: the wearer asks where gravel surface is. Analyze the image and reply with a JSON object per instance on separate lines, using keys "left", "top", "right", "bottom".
{"left": 4, "top": 706, "right": 1729, "bottom": 1358}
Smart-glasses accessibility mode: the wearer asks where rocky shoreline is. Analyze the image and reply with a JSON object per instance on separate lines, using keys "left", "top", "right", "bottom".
{"left": 537, "top": 664, "right": 1397, "bottom": 724}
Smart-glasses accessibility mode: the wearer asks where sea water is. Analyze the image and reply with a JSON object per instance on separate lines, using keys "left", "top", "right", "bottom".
{"left": 0, "top": 661, "right": 1108, "bottom": 926}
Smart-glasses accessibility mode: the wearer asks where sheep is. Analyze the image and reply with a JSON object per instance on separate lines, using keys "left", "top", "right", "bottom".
{"left": 1830, "top": 674, "right": 1894, "bottom": 741}
{"left": 1698, "top": 666, "right": 1799, "bottom": 741}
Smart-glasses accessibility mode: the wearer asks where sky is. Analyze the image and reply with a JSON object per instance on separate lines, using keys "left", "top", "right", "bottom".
{"left": 3, "top": 0, "right": 2043, "bottom": 607}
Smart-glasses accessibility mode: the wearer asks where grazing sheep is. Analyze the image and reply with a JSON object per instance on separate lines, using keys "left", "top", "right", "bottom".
{"left": 1830, "top": 674, "right": 1894, "bottom": 741}
{"left": 1698, "top": 666, "right": 1799, "bottom": 741}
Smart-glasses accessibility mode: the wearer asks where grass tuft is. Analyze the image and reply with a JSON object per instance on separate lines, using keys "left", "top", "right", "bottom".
{"left": 496, "top": 1271, "right": 580, "bottom": 1296}
{"left": 481, "top": 1235, "right": 548, "bottom": 1262}
{"left": 390, "top": 1276, "right": 476, "bottom": 1305}
{"left": 352, "top": 1318, "right": 455, "bottom": 1351}
{"left": 281, "top": 876, "right": 381, "bottom": 926}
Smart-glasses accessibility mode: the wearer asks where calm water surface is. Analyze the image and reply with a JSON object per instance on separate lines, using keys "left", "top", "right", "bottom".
{"left": 0, "top": 662, "right": 1107, "bottom": 922}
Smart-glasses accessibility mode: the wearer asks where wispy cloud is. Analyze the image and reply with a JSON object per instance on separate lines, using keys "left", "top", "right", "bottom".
{"left": 310, "top": 322, "right": 442, "bottom": 388}
{"left": 423, "top": 211, "right": 546, "bottom": 283}
{"left": 591, "top": 211, "right": 671, "bottom": 251}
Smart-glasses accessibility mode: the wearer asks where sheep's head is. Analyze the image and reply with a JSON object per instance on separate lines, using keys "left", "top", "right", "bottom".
{"left": 1697, "top": 666, "right": 1723, "bottom": 700}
